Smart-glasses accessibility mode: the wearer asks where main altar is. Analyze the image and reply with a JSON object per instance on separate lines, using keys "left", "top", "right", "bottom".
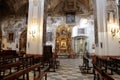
{"left": 55, "top": 24, "right": 73, "bottom": 58}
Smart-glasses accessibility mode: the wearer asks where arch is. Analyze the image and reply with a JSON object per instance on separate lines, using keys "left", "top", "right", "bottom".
{"left": 19, "top": 30, "right": 27, "bottom": 52}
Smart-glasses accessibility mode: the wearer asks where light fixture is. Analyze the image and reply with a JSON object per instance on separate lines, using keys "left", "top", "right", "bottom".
{"left": 116, "top": 30, "right": 120, "bottom": 43}
{"left": 108, "top": 22, "right": 120, "bottom": 43}
{"left": 108, "top": 23, "right": 119, "bottom": 37}
{"left": 29, "top": 18, "right": 38, "bottom": 38}
{"left": 29, "top": 27, "right": 36, "bottom": 38}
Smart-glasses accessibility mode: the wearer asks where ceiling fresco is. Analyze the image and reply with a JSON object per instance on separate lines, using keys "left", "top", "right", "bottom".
{"left": 0, "top": 0, "right": 93, "bottom": 20}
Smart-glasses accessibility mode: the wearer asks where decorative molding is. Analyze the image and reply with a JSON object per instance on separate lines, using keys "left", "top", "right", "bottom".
{"left": 1, "top": 18, "right": 27, "bottom": 42}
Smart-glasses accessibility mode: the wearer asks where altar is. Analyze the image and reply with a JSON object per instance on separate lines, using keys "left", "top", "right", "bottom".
{"left": 55, "top": 24, "right": 73, "bottom": 58}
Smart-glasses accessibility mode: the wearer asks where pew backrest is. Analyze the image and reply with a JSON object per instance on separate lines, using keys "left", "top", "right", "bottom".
{"left": 93, "top": 64, "right": 114, "bottom": 80}
{"left": 3, "top": 63, "right": 41, "bottom": 80}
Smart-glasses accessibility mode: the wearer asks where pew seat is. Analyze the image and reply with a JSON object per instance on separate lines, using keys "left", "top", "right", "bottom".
{"left": 93, "top": 64, "right": 114, "bottom": 80}
{"left": 3, "top": 63, "right": 49, "bottom": 80}
{"left": 79, "top": 55, "right": 93, "bottom": 74}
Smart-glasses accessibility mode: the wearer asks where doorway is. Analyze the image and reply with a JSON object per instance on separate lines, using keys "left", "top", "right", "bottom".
{"left": 19, "top": 30, "right": 27, "bottom": 52}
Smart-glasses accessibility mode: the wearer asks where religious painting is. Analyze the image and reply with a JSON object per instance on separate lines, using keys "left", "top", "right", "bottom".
{"left": 8, "top": 33, "right": 14, "bottom": 42}
{"left": 60, "top": 40, "right": 67, "bottom": 49}
{"left": 66, "top": 13, "right": 75, "bottom": 23}
{"left": 78, "top": 28, "right": 85, "bottom": 34}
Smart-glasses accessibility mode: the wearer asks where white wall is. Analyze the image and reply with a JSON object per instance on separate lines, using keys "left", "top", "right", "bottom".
{"left": 94, "top": 0, "right": 120, "bottom": 56}
{"left": 107, "top": 32, "right": 120, "bottom": 55}
{"left": 72, "top": 18, "right": 95, "bottom": 54}
{"left": 1, "top": 18, "right": 26, "bottom": 51}
{"left": 86, "top": 22, "right": 95, "bottom": 53}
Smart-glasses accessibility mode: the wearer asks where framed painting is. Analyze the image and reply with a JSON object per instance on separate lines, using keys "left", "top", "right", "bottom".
{"left": 66, "top": 13, "right": 75, "bottom": 23}
{"left": 60, "top": 40, "right": 67, "bottom": 49}
{"left": 8, "top": 33, "right": 14, "bottom": 42}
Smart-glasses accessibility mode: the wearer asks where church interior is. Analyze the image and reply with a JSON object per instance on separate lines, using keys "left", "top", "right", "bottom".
{"left": 0, "top": 0, "right": 120, "bottom": 80}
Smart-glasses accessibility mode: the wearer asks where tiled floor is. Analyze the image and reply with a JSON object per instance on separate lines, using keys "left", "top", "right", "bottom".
{"left": 3, "top": 57, "right": 120, "bottom": 80}
{"left": 45, "top": 57, "right": 120, "bottom": 80}
{"left": 46, "top": 58, "right": 94, "bottom": 80}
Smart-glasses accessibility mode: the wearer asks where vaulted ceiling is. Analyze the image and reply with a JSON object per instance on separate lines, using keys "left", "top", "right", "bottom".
{"left": 0, "top": 0, "right": 28, "bottom": 19}
{"left": 47, "top": 0, "right": 93, "bottom": 16}
{"left": 0, "top": 0, "right": 93, "bottom": 20}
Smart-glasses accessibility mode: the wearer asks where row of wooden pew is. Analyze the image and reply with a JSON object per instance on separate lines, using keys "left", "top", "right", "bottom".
{"left": 93, "top": 56, "right": 120, "bottom": 75}
{"left": 92, "top": 55, "right": 120, "bottom": 80}
{"left": 0, "top": 50, "right": 49, "bottom": 80}
{"left": 0, "top": 46, "right": 60, "bottom": 80}
{"left": 79, "top": 55, "right": 93, "bottom": 74}
{"left": 79, "top": 54, "right": 120, "bottom": 80}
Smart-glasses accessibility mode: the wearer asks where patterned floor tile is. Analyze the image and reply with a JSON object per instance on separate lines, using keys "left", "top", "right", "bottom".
{"left": 36, "top": 57, "right": 120, "bottom": 80}
{"left": 47, "top": 58, "right": 94, "bottom": 80}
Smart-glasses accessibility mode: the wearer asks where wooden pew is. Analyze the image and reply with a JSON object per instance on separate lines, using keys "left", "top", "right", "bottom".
{"left": 97, "top": 56, "right": 120, "bottom": 75}
{"left": 0, "top": 61, "right": 22, "bottom": 78}
{"left": 92, "top": 55, "right": 120, "bottom": 79}
{"left": 110, "top": 57, "right": 120, "bottom": 75}
{"left": 79, "top": 55, "right": 92, "bottom": 73}
{"left": 35, "top": 66, "right": 49, "bottom": 80}
{"left": 93, "top": 64, "right": 114, "bottom": 80}
{"left": 93, "top": 56, "right": 113, "bottom": 74}
{"left": 0, "top": 50, "right": 19, "bottom": 65}
{"left": 19, "top": 55, "right": 34, "bottom": 68}
{"left": 43, "top": 45, "right": 60, "bottom": 72}
{"left": 3, "top": 63, "right": 49, "bottom": 80}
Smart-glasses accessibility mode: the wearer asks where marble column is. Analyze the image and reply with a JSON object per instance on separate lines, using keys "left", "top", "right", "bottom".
{"left": 26, "top": 0, "right": 45, "bottom": 54}
{"left": 94, "top": 0, "right": 108, "bottom": 55}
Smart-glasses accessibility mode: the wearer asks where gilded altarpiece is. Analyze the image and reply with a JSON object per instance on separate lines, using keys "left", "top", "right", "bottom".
{"left": 55, "top": 25, "right": 72, "bottom": 57}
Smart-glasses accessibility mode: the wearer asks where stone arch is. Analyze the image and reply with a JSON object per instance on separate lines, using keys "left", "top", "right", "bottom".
{"left": 19, "top": 30, "right": 27, "bottom": 52}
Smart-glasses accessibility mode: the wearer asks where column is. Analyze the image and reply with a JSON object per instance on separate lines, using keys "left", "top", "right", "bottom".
{"left": 94, "top": 0, "right": 108, "bottom": 55}
{"left": 26, "top": 0, "right": 44, "bottom": 54}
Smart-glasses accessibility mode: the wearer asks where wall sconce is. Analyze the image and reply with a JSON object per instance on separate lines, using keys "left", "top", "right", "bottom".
{"left": 29, "top": 18, "right": 38, "bottom": 38}
{"left": 108, "top": 22, "right": 120, "bottom": 43}
{"left": 115, "top": 30, "right": 120, "bottom": 43}
{"left": 108, "top": 23, "right": 119, "bottom": 37}
{"left": 29, "top": 28, "right": 36, "bottom": 38}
